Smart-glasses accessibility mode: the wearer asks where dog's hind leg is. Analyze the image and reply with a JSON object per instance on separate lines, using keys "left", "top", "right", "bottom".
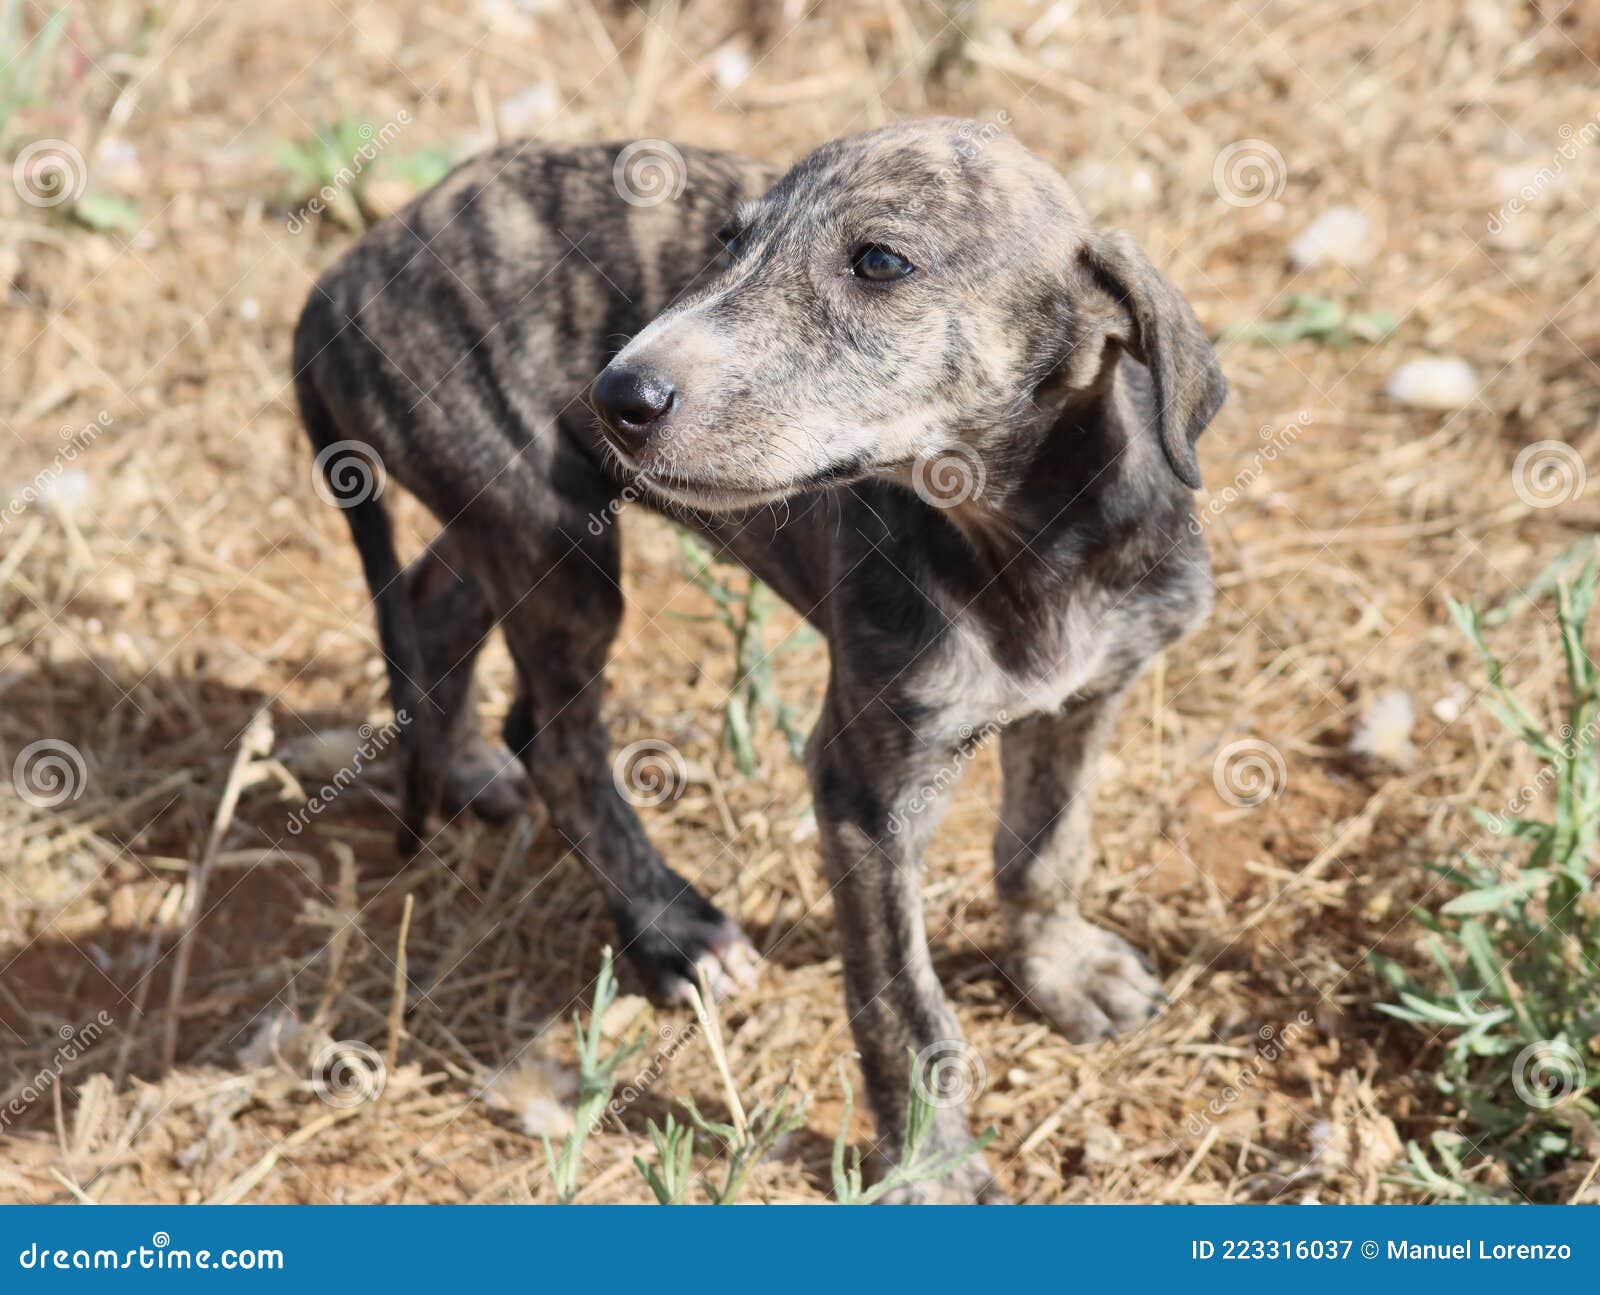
{"left": 402, "top": 534, "right": 531, "bottom": 825}
{"left": 466, "top": 481, "right": 757, "bottom": 1002}
{"left": 992, "top": 693, "right": 1166, "bottom": 1041}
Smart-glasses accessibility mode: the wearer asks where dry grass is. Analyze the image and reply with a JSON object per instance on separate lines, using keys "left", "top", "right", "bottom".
{"left": 3, "top": 0, "right": 1599, "bottom": 1204}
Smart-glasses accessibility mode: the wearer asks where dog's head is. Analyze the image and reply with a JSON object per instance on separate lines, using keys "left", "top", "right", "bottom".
{"left": 590, "top": 119, "right": 1225, "bottom": 512}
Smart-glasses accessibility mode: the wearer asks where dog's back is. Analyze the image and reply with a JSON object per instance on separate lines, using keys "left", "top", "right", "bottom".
{"left": 290, "top": 140, "right": 775, "bottom": 847}
{"left": 294, "top": 141, "right": 774, "bottom": 516}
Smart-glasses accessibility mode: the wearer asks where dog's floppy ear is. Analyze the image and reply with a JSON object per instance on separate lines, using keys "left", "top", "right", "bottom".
{"left": 1078, "top": 229, "right": 1226, "bottom": 489}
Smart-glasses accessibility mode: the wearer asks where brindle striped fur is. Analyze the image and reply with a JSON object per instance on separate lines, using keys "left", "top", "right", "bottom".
{"left": 293, "top": 120, "right": 1226, "bottom": 1201}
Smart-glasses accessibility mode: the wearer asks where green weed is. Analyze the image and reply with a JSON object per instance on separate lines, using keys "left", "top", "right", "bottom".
{"left": 1375, "top": 560, "right": 1600, "bottom": 1201}
{"left": 1224, "top": 293, "right": 1396, "bottom": 349}
{"left": 830, "top": 1058, "right": 996, "bottom": 1204}
{"left": 0, "top": 2, "right": 64, "bottom": 149}
{"left": 274, "top": 115, "right": 450, "bottom": 231}
{"left": 540, "top": 947, "right": 644, "bottom": 1203}
{"left": 674, "top": 530, "right": 812, "bottom": 776}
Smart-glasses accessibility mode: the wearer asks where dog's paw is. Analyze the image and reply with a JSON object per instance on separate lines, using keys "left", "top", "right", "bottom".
{"left": 442, "top": 737, "right": 531, "bottom": 824}
{"left": 658, "top": 920, "right": 761, "bottom": 1004}
{"left": 620, "top": 885, "right": 760, "bottom": 1004}
{"left": 1011, "top": 912, "right": 1165, "bottom": 1043}
{"left": 876, "top": 1157, "right": 1009, "bottom": 1204}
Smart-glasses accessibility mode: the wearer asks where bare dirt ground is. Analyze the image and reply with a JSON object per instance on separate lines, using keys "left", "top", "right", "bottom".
{"left": 3, "top": 0, "right": 1600, "bottom": 1203}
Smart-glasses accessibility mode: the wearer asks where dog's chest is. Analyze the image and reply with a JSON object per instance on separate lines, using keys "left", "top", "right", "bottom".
{"left": 910, "top": 594, "right": 1118, "bottom": 734}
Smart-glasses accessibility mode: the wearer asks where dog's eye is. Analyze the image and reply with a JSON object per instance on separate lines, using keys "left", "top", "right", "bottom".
{"left": 716, "top": 222, "right": 746, "bottom": 257}
{"left": 850, "top": 243, "right": 915, "bottom": 283}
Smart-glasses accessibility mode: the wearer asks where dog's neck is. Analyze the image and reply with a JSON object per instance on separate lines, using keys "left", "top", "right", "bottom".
{"left": 943, "top": 368, "right": 1187, "bottom": 580}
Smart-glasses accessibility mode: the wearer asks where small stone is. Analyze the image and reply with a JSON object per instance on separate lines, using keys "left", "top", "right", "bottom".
{"left": 276, "top": 729, "right": 369, "bottom": 782}
{"left": 96, "top": 566, "right": 138, "bottom": 606}
{"left": 598, "top": 993, "right": 651, "bottom": 1040}
{"left": 480, "top": 1056, "right": 578, "bottom": 1139}
{"left": 1081, "top": 1116, "right": 1125, "bottom": 1165}
{"left": 1386, "top": 358, "right": 1478, "bottom": 411}
{"left": 790, "top": 807, "right": 818, "bottom": 843}
{"left": 1432, "top": 684, "right": 1468, "bottom": 724}
{"left": 360, "top": 177, "right": 420, "bottom": 222}
{"left": 1350, "top": 689, "right": 1417, "bottom": 770}
{"left": 498, "top": 85, "right": 559, "bottom": 136}
{"left": 1289, "top": 205, "right": 1373, "bottom": 269}
{"left": 711, "top": 42, "right": 752, "bottom": 91}
{"left": 37, "top": 468, "right": 91, "bottom": 517}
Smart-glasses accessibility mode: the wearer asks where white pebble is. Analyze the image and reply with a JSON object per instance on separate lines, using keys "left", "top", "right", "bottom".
{"left": 790, "top": 807, "right": 818, "bottom": 843}
{"left": 480, "top": 1056, "right": 578, "bottom": 1139}
{"left": 1386, "top": 358, "right": 1478, "bottom": 411}
{"left": 1350, "top": 689, "right": 1417, "bottom": 769}
{"left": 1289, "top": 205, "right": 1372, "bottom": 269}
{"left": 93, "top": 138, "right": 142, "bottom": 186}
{"left": 277, "top": 728, "right": 369, "bottom": 781}
{"left": 98, "top": 566, "right": 137, "bottom": 605}
{"left": 1125, "top": 168, "right": 1156, "bottom": 207}
{"left": 498, "top": 85, "right": 560, "bottom": 136}
{"left": 37, "top": 468, "right": 91, "bottom": 516}
{"left": 711, "top": 43, "right": 752, "bottom": 91}
{"left": 1068, "top": 161, "right": 1156, "bottom": 211}
{"left": 515, "top": 1096, "right": 575, "bottom": 1139}
{"left": 1432, "top": 684, "right": 1468, "bottom": 724}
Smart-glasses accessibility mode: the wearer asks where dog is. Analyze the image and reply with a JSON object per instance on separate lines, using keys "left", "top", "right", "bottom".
{"left": 293, "top": 119, "right": 1225, "bottom": 1201}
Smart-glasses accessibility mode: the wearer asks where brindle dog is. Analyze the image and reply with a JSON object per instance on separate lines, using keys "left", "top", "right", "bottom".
{"left": 293, "top": 119, "right": 1226, "bottom": 1201}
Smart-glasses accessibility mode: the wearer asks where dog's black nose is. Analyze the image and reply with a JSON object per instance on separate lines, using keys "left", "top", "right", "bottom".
{"left": 592, "top": 365, "right": 676, "bottom": 446}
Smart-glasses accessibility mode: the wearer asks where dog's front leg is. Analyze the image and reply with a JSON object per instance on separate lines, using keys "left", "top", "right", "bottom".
{"left": 806, "top": 682, "right": 1003, "bottom": 1203}
{"left": 993, "top": 692, "right": 1166, "bottom": 1041}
